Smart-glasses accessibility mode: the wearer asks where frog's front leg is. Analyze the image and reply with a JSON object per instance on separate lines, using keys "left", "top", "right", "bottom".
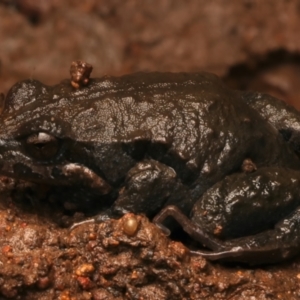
{"left": 110, "top": 159, "right": 192, "bottom": 218}
{"left": 71, "top": 159, "right": 193, "bottom": 230}
{"left": 71, "top": 159, "right": 193, "bottom": 229}
{"left": 154, "top": 167, "right": 300, "bottom": 264}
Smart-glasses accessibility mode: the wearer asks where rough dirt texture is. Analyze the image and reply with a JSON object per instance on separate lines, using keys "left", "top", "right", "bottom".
{"left": 1, "top": 186, "right": 300, "bottom": 300}
{"left": 1, "top": 1, "right": 300, "bottom": 299}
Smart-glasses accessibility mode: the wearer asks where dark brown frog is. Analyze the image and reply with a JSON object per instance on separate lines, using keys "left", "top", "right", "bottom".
{"left": 1, "top": 71, "right": 300, "bottom": 264}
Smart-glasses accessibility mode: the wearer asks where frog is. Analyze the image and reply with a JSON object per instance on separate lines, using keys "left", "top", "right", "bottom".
{"left": 1, "top": 71, "right": 300, "bottom": 264}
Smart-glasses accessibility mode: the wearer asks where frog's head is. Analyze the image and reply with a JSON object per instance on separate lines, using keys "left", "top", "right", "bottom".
{"left": 0, "top": 79, "right": 111, "bottom": 194}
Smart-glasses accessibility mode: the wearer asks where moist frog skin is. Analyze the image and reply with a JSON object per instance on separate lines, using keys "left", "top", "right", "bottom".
{"left": 1, "top": 72, "right": 300, "bottom": 264}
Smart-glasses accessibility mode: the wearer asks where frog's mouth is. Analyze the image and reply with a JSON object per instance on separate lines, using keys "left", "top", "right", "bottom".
{"left": 0, "top": 156, "right": 112, "bottom": 196}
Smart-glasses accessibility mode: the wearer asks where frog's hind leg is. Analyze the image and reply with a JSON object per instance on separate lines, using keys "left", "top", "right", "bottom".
{"left": 153, "top": 204, "right": 300, "bottom": 264}
{"left": 191, "top": 205, "right": 300, "bottom": 264}
{"left": 154, "top": 167, "right": 300, "bottom": 264}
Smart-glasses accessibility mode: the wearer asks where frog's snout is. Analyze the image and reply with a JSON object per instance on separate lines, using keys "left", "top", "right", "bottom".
{"left": 0, "top": 139, "right": 112, "bottom": 195}
{"left": 0, "top": 143, "right": 43, "bottom": 180}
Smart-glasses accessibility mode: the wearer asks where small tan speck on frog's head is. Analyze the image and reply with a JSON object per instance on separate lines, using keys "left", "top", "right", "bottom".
{"left": 70, "top": 60, "right": 93, "bottom": 89}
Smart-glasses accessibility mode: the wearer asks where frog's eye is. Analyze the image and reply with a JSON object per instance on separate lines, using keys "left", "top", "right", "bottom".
{"left": 25, "top": 132, "right": 59, "bottom": 160}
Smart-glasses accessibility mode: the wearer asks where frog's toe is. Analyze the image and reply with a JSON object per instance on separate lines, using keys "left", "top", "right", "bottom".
{"left": 70, "top": 209, "right": 114, "bottom": 230}
{"left": 190, "top": 247, "right": 244, "bottom": 261}
{"left": 69, "top": 218, "right": 96, "bottom": 231}
{"left": 154, "top": 222, "right": 171, "bottom": 236}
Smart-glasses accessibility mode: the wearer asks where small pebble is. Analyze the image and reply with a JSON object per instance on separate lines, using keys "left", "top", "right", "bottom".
{"left": 37, "top": 276, "right": 50, "bottom": 289}
{"left": 70, "top": 60, "right": 93, "bottom": 89}
{"left": 123, "top": 215, "right": 139, "bottom": 236}
{"left": 75, "top": 263, "right": 95, "bottom": 277}
{"left": 76, "top": 276, "right": 93, "bottom": 290}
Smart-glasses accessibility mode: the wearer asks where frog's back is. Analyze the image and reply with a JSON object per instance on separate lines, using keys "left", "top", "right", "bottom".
{"left": 54, "top": 72, "right": 297, "bottom": 181}
{"left": 3, "top": 72, "right": 300, "bottom": 186}
{"left": 57, "top": 72, "right": 248, "bottom": 164}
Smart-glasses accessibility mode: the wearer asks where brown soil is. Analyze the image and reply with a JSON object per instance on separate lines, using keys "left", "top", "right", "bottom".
{"left": 1, "top": 182, "right": 300, "bottom": 300}
{"left": 1, "top": 1, "right": 300, "bottom": 299}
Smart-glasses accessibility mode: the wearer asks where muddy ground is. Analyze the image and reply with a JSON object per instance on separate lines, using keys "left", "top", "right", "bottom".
{"left": 1, "top": 1, "right": 300, "bottom": 299}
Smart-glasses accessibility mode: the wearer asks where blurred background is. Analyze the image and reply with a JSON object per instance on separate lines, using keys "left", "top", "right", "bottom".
{"left": 1, "top": 0, "right": 300, "bottom": 108}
